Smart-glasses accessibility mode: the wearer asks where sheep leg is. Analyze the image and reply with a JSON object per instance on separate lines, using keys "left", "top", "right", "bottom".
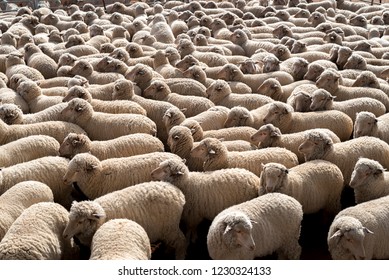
{"left": 163, "top": 229, "right": 187, "bottom": 260}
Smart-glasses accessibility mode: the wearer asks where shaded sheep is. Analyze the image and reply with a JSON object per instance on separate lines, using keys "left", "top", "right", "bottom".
{"left": 353, "top": 111, "right": 389, "bottom": 144}
{"left": 207, "top": 193, "right": 303, "bottom": 259}
{"left": 63, "top": 181, "right": 187, "bottom": 259}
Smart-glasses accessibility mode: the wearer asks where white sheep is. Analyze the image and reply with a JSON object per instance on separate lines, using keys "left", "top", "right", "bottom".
{"left": 63, "top": 181, "right": 187, "bottom": 259}
{"left": 63, "top": 152, "right": 182, "bottom": 200}
{"left": 205, "top": 79, "right": 274, "bottom": 110}
{"left": 316, "top": 69, "right": 389, "bottom": 111}
{"left": 60, "top": 98, "right": 157, "bottom": 140}
{"left": 0, "top": 202, "right": 76, "bottom": 260}
{"left": 327, "top": 195, "right": 389, "bottom": 260}
{"left": 259, "top": 161, "right": 344, "bottom": 215}
{"left": 298, "top": 130, "right": 389, "bottom": 185}
{"left": 5, "top": 51, "right": 45, "bottom": 81}
{"left": 143, "top": 80, "right": 215, "bottom": 118}
{"left": 59, "top": 132, "right": 164, "bottom": 160}
{"left": 309, "top": 89, "right": 386, "bottom": 122}
{"left": 207, "top": 193, "right": 303, "bottom": 259}
{"left": 0, "top": 181, "right": 54, "bottom": 241}
{"left": 190, "top": 137, "right": 299, "bottom": 176}
{"left": 0, "top": 134, "right": 60, "bottom": 167}
{"left": 151, "top": 158, "right": 260, "bottom": 243}
{"left": 262, "top": 101, "right": 353, "bottom": 141}
{"left": 353, "top": 111, "right": 389, "bottom": 144}
{"left": 90, "top": 219, "right": 151, "bottom": 260}
{"left": 251, "top": 124, "right": 341, "bottom": 163}
{"left": 23, "top": 42, "right": 58, "bottom": 79}
{"left": 349, "top": 158, "right": 389, "bottom": 204}
{"left": 0, "top": 118, "right": 86, "bottom": 145}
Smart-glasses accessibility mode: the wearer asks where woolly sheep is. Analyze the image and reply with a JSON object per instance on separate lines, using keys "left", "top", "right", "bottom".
{"left": 0, "top": 118, "right": 85, "bottom": 145}
{"left": 262, "top": 101, "right": 353, "bottom": 141}
{"left": 190, "top": 137, "right": 298, "bottom": 176}
{"left": 216, "top": 63, "right": 294, "bottom": 92}
{"left": 63, "top": 85, "right": 147, "bottom": 116}
{"left": 350, "top": 158, "right": 389, "bottom": 204}
{"left": 309, "top": 89, "right": 386, "bottom": 122}
{"left": 23, "top": 42, "right": 58, "bottom": 79}
{"left": 259, "top": 161, "right": 343, "bottom": 215}
{"left": 207, "top": 193, "right": 303, "bottom": 260}
{"left": 17, "top": 80, "right": 63, "bottom": 113}
{"left": 316, "top": 69, "right": 389, "bottom": 111}
{"left": 90, "top": 219, "right": 151, "bottom": 260}
{"left": 205, "top": 79, "right": 273, "bottom": 110}
{"left": 0, "top": 202, "right": 76, "bottom": 260}
{"left": 327, "top": 195, "right": 389, "bottom": 260}
{"left": 63, "top": 181, "right": 187, "bottom": 259}
{"left": 298, "top": 131, "right": 389, "bottom": 185}
{"left": 60, "top": 98, "right": 156, "bottom": 140}
{"left": 60, "top": 133, "right": 164, "bottom": 160}
{"left": 0, "top": 135, "right": 59, "bottom": 167}
{"left": 151, "top": 158, "right": 260, "bottom": 243}
{"left": 0, "top": 181, "right": 54, "bottom": 241}
{"left": 286, "top": 91, "right": 312, "bottom": 112}
{"left": 251, "top": 124, "right": 341, "bottom": 163}
{"left": 0, "top": 156, "right": 73, "bottom": 208}
{"left": 63, "top": 152, "right": 182, "bottom": 199}
{"left": 223, "top": 105, "right": 271, "bottom": 129}
{"left": 5, "top": 51, "right": 45, "bottom": 81}
{"left": 143, "top": 80, "right": 214, "bottom": 118}
{"left": 353, "top": 111, "right": 389, "bottom": 144}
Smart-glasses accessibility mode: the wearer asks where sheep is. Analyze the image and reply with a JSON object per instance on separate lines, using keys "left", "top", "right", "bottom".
{"left": 216, "top": 63, "right": 294, "bottom": 92}
{"left": 0, "top": 102, "right": 68, "bottom": 124}
{"left": 251, "top": 124, "right": 341, "bottom": 163}
{"left": 286, "top": 91, "right": 313, "bottom": 112}
{"left": 89, "top": 219, "right": 151, "bottom": 260}
{"left": 223, "top": 105, "right": 271, "bottom": 129}
{"left": 0, "top": 156, "right": 73, "bottom": 208}
{"left": 259, "top": 161, "right": 343, "bottom": 215}
{"left": 60, "top": 133, "right": 164, "bottom": 160}
{"left": 0, "top": 202, "right": 76, "bottom": 260}
{"left": 316, "top": 69, "right": 389, "bottom": 111}
{"left": 262, "top": 101, "right": 354, "bottom": 141}
{"left": 353, "top": 111, "right": 389, "bottom": 144}
{"left": 205, "top": 79, "right": 273, "bottom": 110}
{"left": 63, "top": 85, "right": 147, "bottom": 116}
{"left": 298, "top": 130, "right": 389, "bottom": 185}
{"left": 63, "top": 181, "right": 187, "bottom": 259}
{"left": 309, "top": 89, "right": 386, "bottom": 122}
{"left": 270, "top": 44, "right": 330, "bottom": 63}
{"left": 0, "top": 135, "right": 60, "bottom": 167}
{"left": 327, "top": 195, "right": 389, "bottom": 260}
{"left": 63, "top": 151, "right": 182, "bottom": 200}
{"left": 343, "top": 53, "right": 389, "bottom": 79}
{"left": 352, "top": 71, "right": 389, "bottom": 98}
{"left": 207, "top": 192, "right": 303, "bottom": 260}
{"left": 16, "top": 80, "right": 64, "bottom": 113}
{"left": 151, "top": 158, "right": 260, "bottom": 243}
{"left": 152, "top": 49, "right": 184, "bottom": 79}
{"left": 143, "top": 80, "right": 214, "bottom": 118}
{"left": 23, "top": 42, "right": 58, "bottom": 79}
{"left": 0, "top": 181, "right": 54, "bottom": 241}
{"left": 303, "top": 60, "right": 338, "bottom": 82}
{"left": 230, "top": 28, "right": 275, "bottom": 56}
{"left": 60, "top": 98, "right": 156, "bottom": 141}
{"left": 349, "top": 158, "right": 389, "bottom": 204}
{"left": 5, "top": 51, "right": 45, "bottom": 81}
{"left": 190, "top": 137, "right": 298, "bottom": 176}
{"left": 40, "top": 44, "right": 100, "bottom": 63}
{"left": 0, "top": 117, "right": 85, "bottom": 145}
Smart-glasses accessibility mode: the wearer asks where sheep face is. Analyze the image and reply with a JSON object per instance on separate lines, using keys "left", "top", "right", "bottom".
{"left": 291, "top": 92, "right": 312, "bottom": 112}
{"left": 239, "top": 59, "right": 261, "bottom": 75}
{"left": 9, "top": 74, "right": 29, "bottom": 91}
{"left": 352, "top": 72, "right": 379, "bottom": 88}
{"left": 251, "top": 124, "right": 281, "bottom": 146}
{"left": 112, "top": 79, "right": 134, "bottom": 100}
{"left": 162, "top": 108, "right": 186, "bottom": 131}
{"left": 67, "top": 76, "right": 89, "bottom": 88}
{"left": 343, "top": 55, "right": 367, "bottom": 71}
{"left": 63, "top": 86, "right": 91, "bottom": 102}
{"left": 262, "top": 56, "right": 280, "bottom": 73}
{"left": 216, "top": 64, "right": 241, "bottom": 81}
{"left": 309, "top": 89, "right": 333, "bottom": 111}
{"left": 219, "top": 212, "right": 255, "bottom": 252}
{"left": 175, "top": 55, "right": 199, "bottom": 71}
{"left": 349, "top": 158, "right": 384, "bottom": 189}
{"left": 328, "top": 216, "right": 373, "bottom": 260}
{"left": 59, "top": 133, "right": 88, "bottom": 158}
{"left": 125, "top": 64, "right": 152, "bottom": 85}
{"left": 304, "top": 64, "right": 324, "bottom": 81}
{"left": 0, "top": 103, "right": 23, "bottom": 125}
{"left": 63, "top": 201, "right": 106, "bottom": 246}
{"left": 298, "top": 131, "right": 333, "bottom": 161}
{"left": 291, "top": 41, "right": 307, "bottom": 54}
{"left": 61, "top": 98, "right": 93, "bottom": 123}
{"left": 69, "top": 61, "right": 94, "bottom": 77}
{"left": 262, "top": 103, "right": 292, "bottom": 126}
{"left": 58, "top": 53, "right": 77, "bottom": 67}
{"left": 224, "top": 107, "right": 251, "bottom": 128}
{"left": 259, "top": 163, "right": 288, "bottom": 193}
{"left": 190, "top": 138, "right": 225, "bottom": 161}
{"left": 151, "top": 159, "right": 187, "bottom": 182}
{"left": 353, "top": 112, "right": 377, "bottom": 138}
{"left": 17, "top": 81, "right": 41, "bottom": 102}
{"left": 63, "top": 153, "right": 101, "bottom": 185}
{"left": 316, "top": 70, "right": 340, "bottom": 91}
{"left": 183, "top": 66, "right": 206, "bottom": 83}
{"left": 269, "top": 45, "right": 290, "bottom": 61}
{"left": 256, "top": 79, "right": 281, "bottom": 98}
{"left": 206, "top": 80, "right": 230, "bottom": 101}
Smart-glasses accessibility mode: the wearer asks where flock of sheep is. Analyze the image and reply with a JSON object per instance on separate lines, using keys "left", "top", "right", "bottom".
{"left": 1, "top": 0, "right": 389, "bottom": 260}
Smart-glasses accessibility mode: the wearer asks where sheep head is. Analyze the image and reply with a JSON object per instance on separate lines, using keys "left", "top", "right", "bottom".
{"left": 353, "top": 111, "right": 378, "bottom": 138}
{"left": 206, "top": 80, "right": 230, "bottom": 103}
{"left": 0, "top": 103, "right": 23, "bottom": 125}
{"left": 316, "top": 69, "right": 340, "bottom": 92}
{"left": 64, "top": 86, "right": 92, "bottom": 102}
{"left": 251, "top": 123, "right": 281, "bottom": 147}
{"left": 167, "top": 125, "right": 194, "bottom": 155}
{"left": 143, "top": 80, "right": 170, "bottom": 100}
{"left": 112, "top": 79, "right": 134, "bottom": 100}
{"left": 151, "top": 158, "right": 188, "bottom": 183}
{"left": 262, "top": 102, "right": 293, "bottom": 126}
{"left": 63, "top": 152, "right": 101, "bottom": 185}
{"left": 328, "top": 216, "right": 373, "bottom": 260}
{"left": 298, "top": 130, "right": 333, "bottom": 161}
{"left": 256, "top": 78, "right": 282, "bottom": 99}
{"left": 309, "top": 89, "right": 334, "bottom": 111}
{"left": 162, "top": 107, "right": 186, "bottom": 131}
{"left": 259, "top": 162, "right": 289, "bottom": 194}
{"left": 59, "top": 133, "right": 89, "bottom": 158}
{"left": 224, "top": 106, "right": 253, "bottom": 128}
{"left": 349, "top": 158, "right": 385, "bottom": 189}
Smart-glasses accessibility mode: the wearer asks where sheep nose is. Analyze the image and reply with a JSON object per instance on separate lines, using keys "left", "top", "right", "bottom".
{"left": 263, "top": 118, "right": 267, "bottom": 123}
{"left": 249, "top": 245, "right": 255, "bottom": 251}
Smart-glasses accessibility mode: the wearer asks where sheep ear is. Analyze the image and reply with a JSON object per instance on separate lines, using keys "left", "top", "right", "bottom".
{"left": 85, "top": 162, "right": 97, "bottom": 172}
{"left": 72, "top": 139, "right": 80, "bottom": 146}
{"left": 363, "top": 227, "right": 374, "bottom": 235}
{"left": 284, "top": 168, "right": 289, "bottom": 174}
{"left": 90, "top": 213, "right": 104, "bottom": 220}
{"left": 374, "top": 168, "right": 384, "bottom": 176}
{"left": 181, "top": 158, "right": 186, "bottom": 164}
{"left": 331, "top": 95, "right": 336, "bottom": 100}
{"left": 270, "top": 129, "right": 281, "bottom": 137}
{"left": 329, "top": 230, "right": 343, "bottom": 243}
{"left": 180, "top": 108, "right": 187, "bottom": 113}
{"left": 224, "top": 224, "right": 232, "bottom": 234}
{"left": 157, "top": 85, "right": 164, "bottom": 91}
{"left": 208, "top": 149, "right": 216, "bottom": 155}
{"left": 75, "top": 104, "right": 85, "bottom": 112}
